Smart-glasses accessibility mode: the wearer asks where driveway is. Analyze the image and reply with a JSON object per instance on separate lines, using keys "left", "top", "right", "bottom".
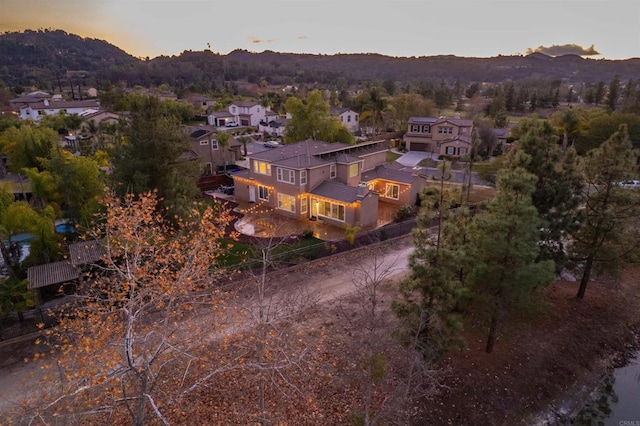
{"left": 395, "top": 151, "right": 438, "bottom": 167}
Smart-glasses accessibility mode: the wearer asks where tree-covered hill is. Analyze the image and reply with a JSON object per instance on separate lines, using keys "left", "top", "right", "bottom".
{"left": 0, "top": 29, "right": 142, "bottom": 88}
{"left": 1, "top": 29, "right": 639, "bottom": 92}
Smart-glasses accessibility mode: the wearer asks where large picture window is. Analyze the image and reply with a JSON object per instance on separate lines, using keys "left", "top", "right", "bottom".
{"left": 277, "top": 193, "right": 296, "bottom": 212}
{"left": 438, "top": 126, "right": 453, "bottom": 134}
{"left": 385, "top": 183, "right": 399, "bottom": 200}
{"left": 315, "top": 199, "right": 345, "bottom": 221}
{"left": 277, "top": 167, "right": 295, "bottom": 184}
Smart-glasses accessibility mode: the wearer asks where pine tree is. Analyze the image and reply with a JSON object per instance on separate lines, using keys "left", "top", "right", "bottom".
{"left": 467, "top": 169, "right": 555, "bottom": 353}
{"left": 393, "top": 186, "right": 466, "bottom": 361}
{"left": 569, "top": 125, "right": 640, "bottom": 298}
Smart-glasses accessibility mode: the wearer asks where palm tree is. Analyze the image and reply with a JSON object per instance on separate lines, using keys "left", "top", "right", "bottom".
{"left": 216, "top": 131, "right": 231, "bottom": 172}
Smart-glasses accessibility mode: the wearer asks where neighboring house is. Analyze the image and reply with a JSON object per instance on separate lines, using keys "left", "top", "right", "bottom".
{"left": 79, "top": 109, "right": 122, "bottom": 131}
{"left": 207, "top": 101, "right": 270, "bottom": 128}
{"left": 404, "top": 115, "right": 474, "bottom": 156}
{"left": 492, "top": 128, "right": 510, "bottom": 146}
{"left": 186, "top": 95, "right": 217, "bottom": 112}
{"left": 207, "top": 111, "right": 235, "bottom": 127}
{"left": 9, "top": 91, "right": 51, "bottom": 110}
{"left": 258, "top": 117, "right": 289, "bottom": 138}
{"left": 232, "top": 139, "right": 427, "bottom": 231}
{"left": 185, "top": 125, "right": 242, "bottom": 175}
{"left": 19, "top": 99, "right": 101, "bottom": 121}
{"left": 330, "top": 107, "right": 360, "bottom": 133}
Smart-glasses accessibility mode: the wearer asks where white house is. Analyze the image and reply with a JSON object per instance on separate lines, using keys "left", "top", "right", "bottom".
{"left": 19, "top": 99, "right": 101, "bottom": 121}
{"left": 330, "top": 107, "right": 360, "bottom": 133}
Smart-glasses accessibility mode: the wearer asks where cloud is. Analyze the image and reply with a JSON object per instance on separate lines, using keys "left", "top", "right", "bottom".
{"left": 248, "top": 36, "right": 276, "bottom": 45}
{"left": 525, "top": 43, "right": 600, "bottom": 57}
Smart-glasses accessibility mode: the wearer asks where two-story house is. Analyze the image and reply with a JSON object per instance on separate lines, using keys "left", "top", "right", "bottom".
{"left": 207, "top": 101, "right": 270, "bottom": 128}
{"left": 232, "top": 140, "right": 428, "bottom": 231}
{"left": 330, "top": 107, "right": 360, "bottom": 133}
{"left": 185, "top": 126, "right": 242, "bottom": 175}
{"left": 404, "top": 116, "right": 474, "bottom": 156}
{"left": 19, "top": 99, "right": 101, "bottom": 121}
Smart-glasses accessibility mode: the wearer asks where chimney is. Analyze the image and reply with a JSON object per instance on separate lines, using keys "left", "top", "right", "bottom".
{"left": 357, "top": 182, "right": 368, "bottom": 198}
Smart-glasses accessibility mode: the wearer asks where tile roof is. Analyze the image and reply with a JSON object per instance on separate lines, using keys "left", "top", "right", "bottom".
{"left": 68, "top": 240, "right": 104, "bottom": 266}
{"left": 210, "top": 111, "right": 234, "bottom": 118}
{"left": 231, "top": 101, "right": 259, "bottom": 108}
{"left": 408, "top": 116, "right": 473, "bottom": 127}
{"left": 361, "top": 164, "right": 424, "bottom": 184}
{"left": 21, "top": 100, "right": 100, "bottom": 110}
{"left": 27, "top": 261, "right": 79, "bottom": 289}
{"left": 249, "top": 140, "right": 388, "bottom": 167}
{"left": 438, "top": 134, "right": 472, "bottom": 145}
{"left": 309, "top": 180, "right": 367, "bottom": 203}
{"left": 249, "top": 140, "right": 336, "bottom": 162}
{"left": 334, "top": 153, "right": 362, "bottom": 164}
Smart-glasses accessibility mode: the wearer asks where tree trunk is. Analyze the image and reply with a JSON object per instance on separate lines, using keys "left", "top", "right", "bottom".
{"left": 486, "top": 297, "right": 501, "bottom": 353}
{"left": 577, "top": 255, "right": 594, "bottom": 299}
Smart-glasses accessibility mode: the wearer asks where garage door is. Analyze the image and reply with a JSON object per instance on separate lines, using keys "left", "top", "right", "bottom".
{"left": 410, "top": 142, "right": 429, "bottom": 152}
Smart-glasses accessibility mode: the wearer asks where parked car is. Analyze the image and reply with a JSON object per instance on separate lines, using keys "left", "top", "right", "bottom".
{"left": 618, "top": 180, "right": 640, "bottom": 188}
{"left": 225, "top": 121, "right": 239, "bottom": 127}
{"left": 263, "top": 140, "right": 281, "bottom": 148}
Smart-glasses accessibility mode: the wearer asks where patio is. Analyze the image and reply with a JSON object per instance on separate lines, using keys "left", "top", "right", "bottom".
{"left": 206, "top": 191, "right": 403, "bottom": 242}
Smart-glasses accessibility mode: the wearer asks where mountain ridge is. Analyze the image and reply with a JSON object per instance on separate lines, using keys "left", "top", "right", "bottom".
{"left": 1, "top": 29, "right": 638, "bottom": 91}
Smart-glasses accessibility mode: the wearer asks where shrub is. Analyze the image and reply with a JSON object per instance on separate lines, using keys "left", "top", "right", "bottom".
{"left": 301, "top": 229, "right": 314, "bottom": 239}
{"left": 394, "top": 205, "right": 415, "bottom": 222}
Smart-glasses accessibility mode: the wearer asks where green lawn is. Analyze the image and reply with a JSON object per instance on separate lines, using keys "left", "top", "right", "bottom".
{"left": 386, "top": 151, "right": 402, "bottom": 163}
{"left": 217, "top": 236, "right": 327, "bottom": 270}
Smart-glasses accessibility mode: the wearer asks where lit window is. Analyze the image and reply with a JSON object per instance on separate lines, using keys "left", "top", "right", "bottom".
{"left": 349, "top": 163, "right": 358, "bottom": 178}
{"left": 301, "top": 196, "right": 308, "bottom": 214}
{"left": 277, "top": 193, "right": 296, "bottom": 212}
{"left": 385, "top": 183, "right": 399, "bottom": 200}
{"left": 315, "top": 198, "right": 345, "bottom": 221}
{"left": 253, "top": 160, "right": 271, "bottom": 175}
{"left": 330, "top": 164, "right": 336, "bottom": 179}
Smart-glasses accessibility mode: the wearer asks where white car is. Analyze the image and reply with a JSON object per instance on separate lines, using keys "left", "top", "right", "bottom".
{"left": 263, "top": 140, "right": 281, "bottom": 148}
{"left": 225, "top": 121, "right": 239, "bottom": 127}
{"left": 618, "top": 180, "right": 640, "bottom": 188}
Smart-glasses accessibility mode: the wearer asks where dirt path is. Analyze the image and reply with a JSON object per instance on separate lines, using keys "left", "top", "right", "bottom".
{"left": 0, "top": 235, "right": 416, "bottom": 415}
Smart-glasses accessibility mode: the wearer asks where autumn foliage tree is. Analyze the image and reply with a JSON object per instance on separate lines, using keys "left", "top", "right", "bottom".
{"left": 20, "top": 192, "right": 238, "bottom": 425}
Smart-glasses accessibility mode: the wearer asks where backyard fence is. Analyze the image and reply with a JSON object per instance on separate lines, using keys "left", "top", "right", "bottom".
{"left": 0, "top": 306, "right": 59, "bottom": 342}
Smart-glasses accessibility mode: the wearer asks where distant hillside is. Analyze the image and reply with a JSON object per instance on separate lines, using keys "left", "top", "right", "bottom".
{"left": 1, "top": 30, "right": 638, "bottom": 92}
{"left": 0, "top": 29, "right": 142, "bottom": 88}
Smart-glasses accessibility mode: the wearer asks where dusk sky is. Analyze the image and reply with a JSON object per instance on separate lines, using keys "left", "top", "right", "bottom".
{"left": 2, "top": 0, "right": 639, "bottom": 60}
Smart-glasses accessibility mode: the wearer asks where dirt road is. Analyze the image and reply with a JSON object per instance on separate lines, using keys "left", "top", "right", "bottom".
{"left": 0, "top": 235, "right": 416, "bottom": 414}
